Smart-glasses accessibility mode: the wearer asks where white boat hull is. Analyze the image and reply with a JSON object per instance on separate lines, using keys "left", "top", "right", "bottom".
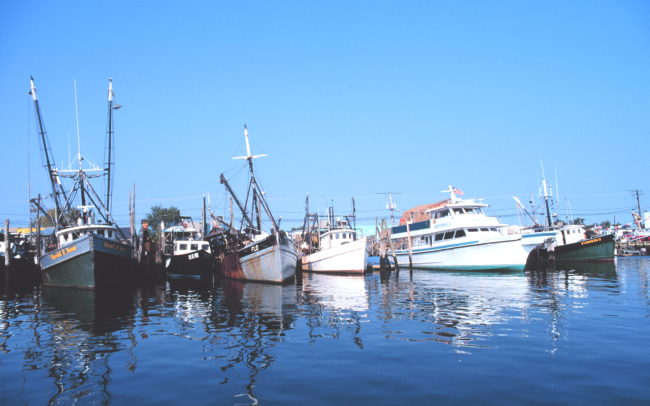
{"left": 223, "top": 233, "right": 298, "bottom": 283}
{"left": 302, "top": 238, "right": 368, "bottom": 273}
{"left": 395, "top": 237, "right": 533, "bottom": 271}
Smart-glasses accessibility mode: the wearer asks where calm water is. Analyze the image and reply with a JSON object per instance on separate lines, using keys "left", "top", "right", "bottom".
{"left": 1, "top": 258, "right": 650, "bottom": 405}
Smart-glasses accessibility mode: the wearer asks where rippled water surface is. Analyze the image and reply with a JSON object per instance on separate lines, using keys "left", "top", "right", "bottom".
{"left": 1, "top": 258, "right": 650, "bottom": 405}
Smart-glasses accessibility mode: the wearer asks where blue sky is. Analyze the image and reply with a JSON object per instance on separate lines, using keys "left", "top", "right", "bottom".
{"left": 1, "top": 1, "right": 648, "bottom": 231}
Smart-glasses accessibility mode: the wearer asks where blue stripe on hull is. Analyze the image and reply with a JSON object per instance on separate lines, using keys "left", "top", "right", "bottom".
{"left": 407, "top": 264, "right": 526, "bottom": 272}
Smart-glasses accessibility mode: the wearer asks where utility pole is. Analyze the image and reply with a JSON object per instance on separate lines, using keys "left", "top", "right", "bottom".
{"left": 634, "top": 189, "right": 643, "bottom": 222}
{"left": 377, "top": 192, "right": 401, "bottom": 226}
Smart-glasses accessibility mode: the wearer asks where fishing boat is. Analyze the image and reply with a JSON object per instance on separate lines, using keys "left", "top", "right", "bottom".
{"left": 161, "top": 216, "right": 213, "bottom": 276}
{"left": 389, "top": 186, "right": 536, "bottom": 271}
{"left": 29, "top": 77, "right": 134, "bottom": 289}
{"left": 219, "top": 126, "right": 298, "bottom": 283}
{"left": 300, "top": 196, "right": 368, "bottom": 273}
{"left": 518, "top": 171, "right": 615, "bottom": 262}
{"left": 0, "top": 231, "right": 34, "bottom": 272}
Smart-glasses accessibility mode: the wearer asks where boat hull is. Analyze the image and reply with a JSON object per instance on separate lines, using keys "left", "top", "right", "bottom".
{"left": 223, "top": 233, "right": 297, "bottom": 283}
{"left": 554, "top": 234, "right": 615, "bottom": 262}
{"left": 39, "top": 234, "right": 134, "bottom": 289}
{"left": 394, "top": 237, "right": 531, "bottom": 271}
{"left": 302, "top": 238, "right": 369, "bottom": 273}
{"left": 164, "top": 250, "right": 213, "bottom": 276}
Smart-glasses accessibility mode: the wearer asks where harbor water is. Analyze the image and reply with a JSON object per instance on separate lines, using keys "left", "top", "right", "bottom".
{"left": 1, "top": 258, "right": 649, "bottom": 405}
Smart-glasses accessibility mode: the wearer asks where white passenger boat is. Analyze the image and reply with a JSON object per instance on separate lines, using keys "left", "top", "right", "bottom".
{"left": 300, "top": 199, "right": 368, "bottom": 274}
{"left": 389, "top": 186, "right": 536, "bottom": 271}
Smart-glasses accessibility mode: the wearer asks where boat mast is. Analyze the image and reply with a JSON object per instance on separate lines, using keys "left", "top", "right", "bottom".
{"left": 105, "top": 78, "right": 120, "bottom": 214}
{"left": 73, "top": 79, "right": 88, "bottom": 224}
{"left": 232, "top": 125, "right": 268, "bottom": 235}
{"left": 30, "top": 77, "right": 68, "bottom": 221}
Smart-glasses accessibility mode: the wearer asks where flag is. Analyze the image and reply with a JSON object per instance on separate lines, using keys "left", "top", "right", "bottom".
{"left": 452, "top": 187, "right": 464, "bottom": 196}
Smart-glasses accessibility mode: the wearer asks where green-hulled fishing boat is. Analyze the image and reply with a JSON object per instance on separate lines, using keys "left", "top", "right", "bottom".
{"left": 29, "top": 77, "right": 135, "bottom": 289}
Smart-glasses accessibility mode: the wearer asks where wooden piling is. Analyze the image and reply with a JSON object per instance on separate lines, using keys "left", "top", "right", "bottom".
{"left": 35, "top": 194, "right": 41, "bottom": 267}
{"left": 35, "top": 217, "right": 40, "bottom": 267}
{"left": 406, "top": 221, "right": 413, "bottom": 268}
{"left": 4, "top": 219, "right": 10, "bottom": 268}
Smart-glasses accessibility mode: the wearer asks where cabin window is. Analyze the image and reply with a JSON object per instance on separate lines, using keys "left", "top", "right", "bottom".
{"left": 434, "top": 233, "right": 444, "bottom": 241}
{"left": 108, "top": 230, "right": 113, "bottom": 238}
{"left": 191, "top": 244, "right": 198, "bottom": 251}
{"left": 72, "top": 233, "right": 77, "bottom": 240}
{"left": 490, "top": 228, "right": 497, "bottom": 232}
{"left": 64, "top": 233, "right": 69, "bottom": 241}
{"left": 465, "top": 208, "right": 475, "bottom": 214}
{"left": 453, "top": 208, "right": 464, "bottom": 215}
{"left": 202, "top": 244, "right": 209, "bottom": 250}
{"left": 480, "top": 228, "right": 489, "bottom": 232}
{"left": 443, "top": 231, "right": 455, "bottom": 240}
{"left": 438, "top": 210, "right": 450, "bottom": 218}
{"left": 467, "top": 228, "right": 479, "bottom": 233}
{"left": 336, "top": 234, "right": 340, "bottom": 239}
{"left": 179, "top": 244, "right": 187, "bottom": 251}
{"left": 98, "top": 229, "right": 105, "bottom": 237}
{"left": 455, "top": 230, "right": 466, "bottom": 238}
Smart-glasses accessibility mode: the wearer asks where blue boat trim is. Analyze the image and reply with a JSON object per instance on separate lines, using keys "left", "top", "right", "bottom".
{"left": 391, "top": 220, "right": 431, "bottom": 235}
{"left": 407, "top": 264, "right": 526, "bottom": 271}
{"left": 394, "top": 237, "right": 516, "bottom": 256}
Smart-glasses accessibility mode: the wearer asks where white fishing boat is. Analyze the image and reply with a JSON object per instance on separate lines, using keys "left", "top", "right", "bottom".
{"left": 389, "top": 186, "right": 535, "bottom": 271}
{"left": 220, "top": 126, "right": 298, "bottom": 283}
{"left": 300, "top": 196, "right": 368, "bottom": 273}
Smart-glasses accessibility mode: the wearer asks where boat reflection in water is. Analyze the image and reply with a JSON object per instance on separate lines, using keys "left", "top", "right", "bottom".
{"left": 300, "top": 272, "right": 369, "bottom": 312}
{"left": 30, "top": 285, "right": 137, "bottom": 404}
{"left": 374, "top": 269, "right": 532, "bottom": 348}
{"left": 2, "top": 258, "right": 646, "bottom": 405}
{"left": 216, "top": 278, "right": 297, "bottom": 404}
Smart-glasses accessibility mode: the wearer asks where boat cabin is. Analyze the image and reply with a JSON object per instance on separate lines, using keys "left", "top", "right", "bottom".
{"left": 161, "top": 220, "right": 211, "bottom": 256}
{"left": 312, "top": 218, "right": 358, "bottom": 250}
{"left": 558, "top": 225, "right": 586, "bottom": 245}
{"left": 56, "top": 224, "right": 120, "bottom": 246}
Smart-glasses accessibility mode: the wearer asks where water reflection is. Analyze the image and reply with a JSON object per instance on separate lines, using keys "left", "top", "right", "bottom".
{"left": 298, "top": 273, "right": 369, "bottom": 349}
{"left": 1, "top": 259, "right": 648, "bottom": 404}
{"left": 20, "top": 285, "right": 137, "bottom": 405}
{"left": 373, "top": 270, "right": 532, "bottom": 348}
{"left": 211, "top": 278, "right": 297, "bottom": 404}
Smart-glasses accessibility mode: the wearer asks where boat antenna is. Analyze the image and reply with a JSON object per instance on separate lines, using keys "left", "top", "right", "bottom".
{"left": 377, "top": 192, "right": 400, "bottom": 226}
{"left": 540, "top": 159, "right": 552, "bottom": 227}
{"left": 74, "top": 79, "right": 82, "bottom": 170}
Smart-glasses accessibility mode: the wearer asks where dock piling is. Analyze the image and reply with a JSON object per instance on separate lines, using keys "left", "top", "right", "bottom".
{"left": 4, "top": 219, "right": 10, "bottom": 268}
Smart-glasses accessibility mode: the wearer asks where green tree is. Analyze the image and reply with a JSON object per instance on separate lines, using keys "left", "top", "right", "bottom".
{"left": 600, "top": 220, "right": 611, "bottom": 228}
{"left": 145, "top": 205, "right": 181, "bottom": 242}
{"left": 39, "top": 208, "right": 81, "bottom": 227}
